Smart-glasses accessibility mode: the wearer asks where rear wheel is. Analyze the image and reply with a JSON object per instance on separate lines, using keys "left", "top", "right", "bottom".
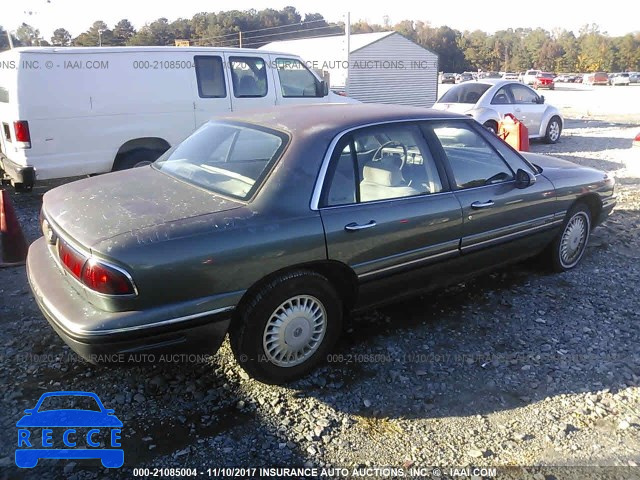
{"left": 544, "top": 116, "right": 562, "bottom": 144}
{"left": 229, "top": 270, "right": 343, "bottom": 384}
{"left": 546, "top": 203, "right": 591, "bottom": 272}
{"left": 483, "top": 120, "right": 498, "bottom": 135}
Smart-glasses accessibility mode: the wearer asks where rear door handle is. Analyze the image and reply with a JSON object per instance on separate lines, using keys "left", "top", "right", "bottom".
{"left": 344, "top": 220, "right": 377, "bottom": 231}
{"left": 471, "top": 200, "right": 495, "bottom": 209}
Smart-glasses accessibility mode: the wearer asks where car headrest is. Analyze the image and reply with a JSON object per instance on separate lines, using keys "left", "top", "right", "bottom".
{"left": 362, "top": 160, "right": 404, "bottom": 187}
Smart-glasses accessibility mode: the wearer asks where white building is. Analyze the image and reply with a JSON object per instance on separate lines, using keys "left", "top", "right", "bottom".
{"left": 262, "top": 32, "right": 439, "bottom": 107}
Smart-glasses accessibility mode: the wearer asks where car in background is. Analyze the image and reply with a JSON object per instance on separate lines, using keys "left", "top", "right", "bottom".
{"left": 583, "top": 72, "right": 609, "bottom": 86}
{"left": 629, "top": 72, "right": 639, "bottom": 84}
{"left": 502, "top": 72, "right": 519, "bottom": 80}
{"left": 634, "top": 132, "right": 640, "bottom": 147}
{"left": 457, "top": 72, "right": 474, "bottom": 83}
{"left": 27, "top": 104, "right": 615, "bottom": 383}
{"left": 433, "top": 79, "right": 563, "bottom": 143}
{"left": 482, "top": 71, "right": 502, "bottom": 79}
{"left": 521, "top": 69, "right": 541, "bottom": 85}
{"left": 439, "top": 72, "right": 456, "bottom": 84}
{"left": 533, "top": 72, "right": 556, "bottom": 90}
{"left": 609, "top": 73, "right": 630, "bottom": 86}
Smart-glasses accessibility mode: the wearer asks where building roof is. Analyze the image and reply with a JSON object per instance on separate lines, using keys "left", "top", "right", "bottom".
{"left": 261, "top": 31, "right": 396, "bottom": 56}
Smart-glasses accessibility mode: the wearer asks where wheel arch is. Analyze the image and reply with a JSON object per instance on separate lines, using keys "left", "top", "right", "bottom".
{"left": 113, "top": 137, "right": 171, "bottom": 169}
{"left": 232, "top": 260, "right": 358, "bottom": 323}
{"left": 573, "top": 193, "right": 602, "bottom": 228}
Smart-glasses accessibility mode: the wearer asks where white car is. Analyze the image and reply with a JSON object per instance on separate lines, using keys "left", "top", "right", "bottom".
{"left": 610, "top": 73, "right": 630, "bottom": 86}
{"left": 432, "top": 80, "right": 564, "bottom": 143}
{"left": 521, "top": 69, "right": 540, "bottom": 85}
{"left": 0, "top": 47, "right": 354, "bottom": 190}
{"left": 502, "top": 72, "right": 519, "bottom": 80}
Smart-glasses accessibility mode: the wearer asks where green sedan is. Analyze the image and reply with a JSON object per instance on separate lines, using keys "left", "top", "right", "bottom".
{"left": 27, "top": 104, "right": 616, "bottom": 383}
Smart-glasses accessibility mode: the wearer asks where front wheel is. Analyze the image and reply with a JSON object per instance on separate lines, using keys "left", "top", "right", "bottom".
{"left": 547, "top": 204, "right": 591, "bottom": 272}
{"left": 229, "top": 271, "right": 343, "bottom": 384}
{"left": 544, "top": 116, "right": 562, "bottom": 144}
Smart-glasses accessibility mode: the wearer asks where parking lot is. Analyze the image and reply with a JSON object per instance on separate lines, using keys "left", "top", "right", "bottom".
{"left": 1, "top": 85, "right": 639, "bottom": 479}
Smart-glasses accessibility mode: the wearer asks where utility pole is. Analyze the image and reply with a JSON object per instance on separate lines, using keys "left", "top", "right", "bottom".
{"left": 7, "top": 30, "right": 14, "bottom": 49}
{"left": 239, "top": 31, "right": 242, "bottom": 48}
{"left": 345, "top": 12, "right": 351, "bottom": 93}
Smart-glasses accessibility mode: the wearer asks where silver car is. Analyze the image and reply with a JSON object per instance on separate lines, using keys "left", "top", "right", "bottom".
{"left": 433, "top": 80, "right": 564, "bottom": 143}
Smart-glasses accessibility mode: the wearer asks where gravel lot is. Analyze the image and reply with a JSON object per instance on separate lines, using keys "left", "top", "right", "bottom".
{"left": 1, "top": 88, "right": 639, "bottom": 479}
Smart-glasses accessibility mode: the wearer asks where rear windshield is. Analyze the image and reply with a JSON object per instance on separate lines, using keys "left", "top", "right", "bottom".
{"left": 538, "top": 73, "right": 554, "bottom": 78}
{"left": 154, "top": 122, "right": 288, "bottom": 200}
{"left": 438, "top": 83, "right": 491, "bottom": 104}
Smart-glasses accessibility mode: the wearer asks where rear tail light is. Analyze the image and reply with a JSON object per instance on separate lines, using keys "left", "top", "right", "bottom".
{"left": 13, "top": 121, "right": 31, "bottom": 149}
{"left": 57, "top": 241, "right": 85, "bottom": 279}
{"left": 81, "top": 260, "right": 136, "bottom": 296}
{"left": 56, "top": 239, "right": 136, "bottom": 295}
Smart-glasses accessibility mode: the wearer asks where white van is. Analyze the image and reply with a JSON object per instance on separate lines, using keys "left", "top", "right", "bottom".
{"left": 0, "top": 46, "right": 352, "bottom": 190}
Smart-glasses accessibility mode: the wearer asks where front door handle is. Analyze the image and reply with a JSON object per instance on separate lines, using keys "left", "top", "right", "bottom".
{"left": 344, "top": 220, "right": 377, "bottom": 231}
{"left": 471, "top": 200, "right": 495, "bottom": 209}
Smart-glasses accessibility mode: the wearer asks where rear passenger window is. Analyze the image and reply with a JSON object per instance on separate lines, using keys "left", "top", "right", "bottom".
{"left": 194, "top": 56, "right": 226, "bottom": 98}
{"left": 275, "top": 58, "right": 320, "bottom": 97}
{"left": 230, "top": 57, "right": 267, "bottom": 98}
{"left": 320, "top": 124, "right": 444, "bottom": 207}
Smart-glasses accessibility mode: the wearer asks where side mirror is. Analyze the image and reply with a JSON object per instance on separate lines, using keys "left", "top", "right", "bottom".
{"left": 538, "top": 95, "right": 545, "bottom": 104}
{"left": 516, "top": 168, "right": 536, "bottom": 188}
{"left": 317, "top": 80, "right": 329, "bottom": 97}
{"left": 105, "top": 409, "right": 115, "bottom": 414}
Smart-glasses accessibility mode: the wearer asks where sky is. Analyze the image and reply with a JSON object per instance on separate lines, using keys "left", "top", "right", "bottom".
{"left": 2, "top": 0, "right": 637, "bottom": 40}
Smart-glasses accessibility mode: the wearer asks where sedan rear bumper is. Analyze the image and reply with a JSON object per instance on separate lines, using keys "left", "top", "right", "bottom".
{"left": 27, "top": 237, "right": 233, "bottom": 364}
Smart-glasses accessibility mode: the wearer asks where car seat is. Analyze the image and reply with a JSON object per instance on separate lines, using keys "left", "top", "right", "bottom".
{"left": 360, "top": 159, "right": 421, "bottom": 202}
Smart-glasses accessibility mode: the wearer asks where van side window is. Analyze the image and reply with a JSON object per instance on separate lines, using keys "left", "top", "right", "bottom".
{"left": 194, "top": 56, "right": 226, "bottom": 98}
{"left": 275, "top": 58, "right": 320, "bottom": 97}
{"left": 229, "top": 57, "right": 268, "bottom": 98}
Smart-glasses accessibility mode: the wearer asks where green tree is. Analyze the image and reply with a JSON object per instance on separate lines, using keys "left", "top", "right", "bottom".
{"left": 74, "top": 21, "right": 113, "bottom": 46}
{"left": 16, "top": 23, "right": 42, "bottom": 46}
{"left": 51, "top": 28, "right": 71, "bottom": 46}
{"left": 112, "top": 19, "right": 136, "bottom": 46}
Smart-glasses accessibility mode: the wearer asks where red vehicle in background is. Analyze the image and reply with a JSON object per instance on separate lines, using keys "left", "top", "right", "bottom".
{"left": 533, "top": 72, "right": 555, "bottom": 90}
{"left": 583, "top": 72, "right": 609, "bottom": 86}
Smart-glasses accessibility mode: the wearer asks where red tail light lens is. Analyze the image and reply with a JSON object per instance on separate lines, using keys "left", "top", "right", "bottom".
{"left": 13, "top": 121, "right": 31, "bottom": 148}
{"left": 81, "top": 260, "right": 135, "bottom": 295}
{"left": 57, "top": 241, "right": 86, "bottom": 279}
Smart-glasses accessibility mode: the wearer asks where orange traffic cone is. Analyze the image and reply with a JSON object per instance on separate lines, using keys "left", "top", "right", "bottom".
{"left": 0, "top": 189, "right": 28, "bottom": 267}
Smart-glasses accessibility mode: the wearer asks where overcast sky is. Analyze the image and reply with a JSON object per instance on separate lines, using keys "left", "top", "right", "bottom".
{"left": 3, "top": 0, "right": 637, "bottom": 39}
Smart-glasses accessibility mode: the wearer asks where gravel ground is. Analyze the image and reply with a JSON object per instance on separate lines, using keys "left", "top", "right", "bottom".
{"left": 1, "top": 115, "right": 639, "bottom": 479}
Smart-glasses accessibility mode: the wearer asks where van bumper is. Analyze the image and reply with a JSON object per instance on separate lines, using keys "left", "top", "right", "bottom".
{"left": 0, "top": 152, "right": 35, "bottom": 188}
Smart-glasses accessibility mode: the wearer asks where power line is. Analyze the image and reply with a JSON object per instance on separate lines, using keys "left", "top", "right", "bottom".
{"left": 196, "top": 24, "right": 343, "bottom": 47}
{"left": 241, "top": 31, "right": 345, "bottom": 49}
{"left": 192, "top": 18, "right": 334, "bottom": 44}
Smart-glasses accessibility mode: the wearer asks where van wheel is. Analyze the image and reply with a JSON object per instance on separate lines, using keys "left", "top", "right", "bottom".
{"left": 229, "top": 270, "right": 343, "bottom": 384}
{"left": 113, "top": 148, "right": 165, "bottom": 171}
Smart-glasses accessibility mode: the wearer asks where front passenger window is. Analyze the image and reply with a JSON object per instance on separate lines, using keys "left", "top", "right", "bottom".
{"left": 276, "top": 58, "right": 321, "bottom": 97}
{"left": 431, "top": 123, "right": 513, "bottom": 189}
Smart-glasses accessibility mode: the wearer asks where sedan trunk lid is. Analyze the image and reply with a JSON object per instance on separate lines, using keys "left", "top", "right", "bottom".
{"left": 43, "top": 166, "right": 243, "bottom": 248}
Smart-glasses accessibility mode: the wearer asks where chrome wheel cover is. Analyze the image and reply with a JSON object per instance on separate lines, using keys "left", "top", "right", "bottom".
{"left": 263, "top": 295, "right": 327, "bottom": 367}
{"left": 548, "top": 121, "right": 560, "bottom": 142}
{"left": 559, "top": 212, "right": 589, "bottom": 268}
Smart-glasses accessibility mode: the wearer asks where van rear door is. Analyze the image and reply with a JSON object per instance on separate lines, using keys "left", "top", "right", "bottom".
{"left": 193, "top": 54, "right": 232, "bottom": 128}
{"left": 223, "top": 53, "right": 275, "bottom": 111}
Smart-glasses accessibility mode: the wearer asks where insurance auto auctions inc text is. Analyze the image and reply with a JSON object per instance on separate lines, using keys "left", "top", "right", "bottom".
{"left": 207, "top": 466, "right": 498, "bottom": 477}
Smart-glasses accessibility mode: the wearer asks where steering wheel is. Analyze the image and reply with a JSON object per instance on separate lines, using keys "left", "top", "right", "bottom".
{"left": 372, "top": 141, "right": 408, "bottom": 170}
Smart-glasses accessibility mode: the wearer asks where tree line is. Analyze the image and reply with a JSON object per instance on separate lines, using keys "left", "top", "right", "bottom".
{"left": 1, "top": 7, "right": 639, "bottom": 73}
